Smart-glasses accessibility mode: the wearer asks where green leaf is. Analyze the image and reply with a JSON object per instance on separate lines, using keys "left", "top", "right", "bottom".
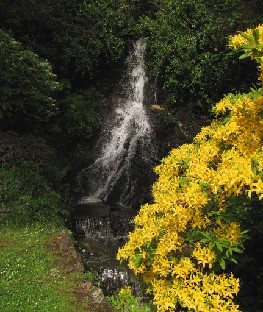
{"left": 240, "top": 229, "right": 249, "bottom": 235}
{"left": 219, "top": 258, "right": 226, "bottom": 270}
{"left": 239, "top": 31, "right": 254, "bottom": 42}
{"left": 209, "top": 241, "right": 216, "bottom": 248}
{"left": 230, "top": 257, "right": 238, "bottom": 264}
{"left": 242, "top": 44, "right": 257, "bottom": 50}
{"left": 232, "top": 247, "right": 242, "bottom": 253}
{"left": 226, "top": 248, "right": 232, "bottom": 257}
{"left": 133, "top": 254, "right": 142, "bottom": 269}
{"left": 239, "top": 54, "right": 250, "bottom": 60}
{"left": 253, "top": 29, "right": 260, "bottom": 44}
{"left": 215, "top": 242, "right": 223, "bottom": 252}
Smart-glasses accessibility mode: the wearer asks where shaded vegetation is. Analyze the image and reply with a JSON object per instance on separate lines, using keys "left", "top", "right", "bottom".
{"left": 0, "top": 29, "right": 60, "bottom": 131}
{"left": 0, "top": 0, "right": 263, "bottom": 311}
{"left": 143, "top": 0, "right": 255, "bottom": 110}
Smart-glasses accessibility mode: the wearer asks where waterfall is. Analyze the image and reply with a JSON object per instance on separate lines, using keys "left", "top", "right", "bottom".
{"left": 73, "top": 39, "right": 156, "bottom": 295}
{"left": 77, "top": 38, "right": 155, "bottom": 207}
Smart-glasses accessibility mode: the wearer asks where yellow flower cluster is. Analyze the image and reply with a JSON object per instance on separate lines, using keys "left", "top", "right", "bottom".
{"left": 229, "top": 24, "right": 263, "bottom": 49}
{"left": 193, "top": 243, "right": 216, "bottom": 268}
{"left": 215, "top": 221, "right": 240, "bottom": 244}
{"left": 229, "top": 24, "right": 263, "bottom": 83}
{"left": 228, "top": 29, "right": 253, "bottom": 49}
{"left": 118, "top": 25, "right": 263, "bottom": 311}
{"left": 151, "top": 269, "right": 239, "bottom": 312}
{"left": 118, "top": 286, "right": 132, "bottom": 296}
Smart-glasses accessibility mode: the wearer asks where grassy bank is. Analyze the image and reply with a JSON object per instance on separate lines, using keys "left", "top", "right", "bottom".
{"left": 0, "top": 223, "right": 113, "bottom": 312}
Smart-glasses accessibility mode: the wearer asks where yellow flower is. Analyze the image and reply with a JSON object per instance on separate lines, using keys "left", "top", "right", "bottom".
{"left": 192, "top": 243, "right": 216, "bottom": 269}
{"left": 117, "top": 25, "right": 263, "bottom": 312}
{"left": 215, "top": 221, "right": 241, "bottom": 244}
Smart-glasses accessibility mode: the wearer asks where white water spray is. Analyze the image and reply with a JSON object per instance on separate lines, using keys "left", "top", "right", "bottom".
{"left": 78, "top": 38, "right": 154, "bottom": 206}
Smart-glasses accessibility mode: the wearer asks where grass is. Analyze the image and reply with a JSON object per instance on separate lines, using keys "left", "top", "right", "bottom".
{"left": 0, "top": 223, "right": 113, "bottom": 312}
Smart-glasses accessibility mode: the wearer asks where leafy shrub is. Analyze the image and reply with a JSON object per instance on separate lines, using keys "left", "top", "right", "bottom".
{"left": 140, "top": 0, "right": 257, "bottom": 111}
{"left": 0, "top": 131, "right": 68, "bottom": 188}
{"left": 60, "top": 88, "right": 102, "bottom": 141}
{"left": 0, "top": 0, "right": 129, "bottom": 80}
{"left": 0, "top": 162, "right": 66, "bottom": 224}
{"left": 0, "top": 29, "right": 60, "bottom": 130}
{"left": 118, "top": 25, "right": 263, "bottom": 311}
{"left": 0, "top": 131, "right": 70, "bottom": 223}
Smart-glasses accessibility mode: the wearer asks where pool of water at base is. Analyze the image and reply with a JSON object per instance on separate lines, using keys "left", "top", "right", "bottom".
{"left": 71, "top": 199, "right": 145, "bottom": 297}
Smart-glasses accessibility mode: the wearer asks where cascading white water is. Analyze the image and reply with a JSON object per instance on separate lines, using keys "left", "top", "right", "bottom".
{"left": 78, "top": 38, "right": 154, "bottom": 206}
{"left": 74, "top": 39, "right": 155, "bottom": 295}
{"left": 75, "top": 216, "right": 112, "bottom": 238}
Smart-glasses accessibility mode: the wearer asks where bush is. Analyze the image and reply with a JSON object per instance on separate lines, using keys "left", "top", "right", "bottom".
{"left": 140, "top": 0, "right": 257, "bottom": 112}
{"left": 0, "top": 131, "right": 68, "bottom": 188}
{"left": 0, "top": 0, "right": 129, "bottom": 81}
{"left": 108, "top": 286, "right": 154, "bottom": 312}
{"left": 60, "top": 88, "right": 102, "bottom": 141}
{"left": 0, "top": 131, "right": 69, "bottom": 224}
{"left": 0, "top": 29, "right": 60, "bottom": 131}
{"left": 0, "top": 162, "right": 66, "bottom": 225}
{"left": 118, "top": 25, "right": 263, "bottom": 311}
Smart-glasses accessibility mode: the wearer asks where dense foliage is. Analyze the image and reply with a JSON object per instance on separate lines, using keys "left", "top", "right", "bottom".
{"left": 0, "top": 0, "right": 129, "bottom": 81}
{"left": 0, "top": 131, "right": 69, "bottom": 224}
{"left": 1, "top": 0, "right": 259, "bottom": 110}
{"left": 142, "top": 0, "right": 253, "bottom": 111}
{"left": 0, "top": 1, "right": 263, "bottom": 310}
{"left": 118, "top": 25, "right": 263, "bottom": 311}
{"left": 0, "top": 0, "right": 130, "bottom": 155}
{"left": 0, "top": 30, "right": 104, "bottom": 169}
{"left": 59, "top": 88, "right": 102, "bottom": 144}
{"left": 0, "top": 29, "right": 60, "bottom": 131}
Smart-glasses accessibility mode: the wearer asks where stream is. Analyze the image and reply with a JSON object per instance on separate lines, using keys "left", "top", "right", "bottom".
{"left": 71, "top": 200, "right": 143, "bottom": 296}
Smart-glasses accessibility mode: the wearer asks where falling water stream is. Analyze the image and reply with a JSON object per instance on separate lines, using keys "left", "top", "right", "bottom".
{"left": 77, "top": 37, "right": 154, "bottom": 207}
{"left": 73, "top": 38, "right": 156, "bottom": 296}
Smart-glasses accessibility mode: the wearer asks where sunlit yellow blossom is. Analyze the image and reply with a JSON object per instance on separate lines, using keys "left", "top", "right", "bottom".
{"left": 192, "top": 243, "right": 216, "bottom": 268}
{"left": 229, "top": 33, "right": 250, "bottom": 48}
{"left": 117, "top": 25, "right": 263, "bottom": 312}
{"left": 229, "top": 24, "right": 263, "bottom": 49}
{"left": 171, "top": 257, "right": 196, "bottom": 278}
